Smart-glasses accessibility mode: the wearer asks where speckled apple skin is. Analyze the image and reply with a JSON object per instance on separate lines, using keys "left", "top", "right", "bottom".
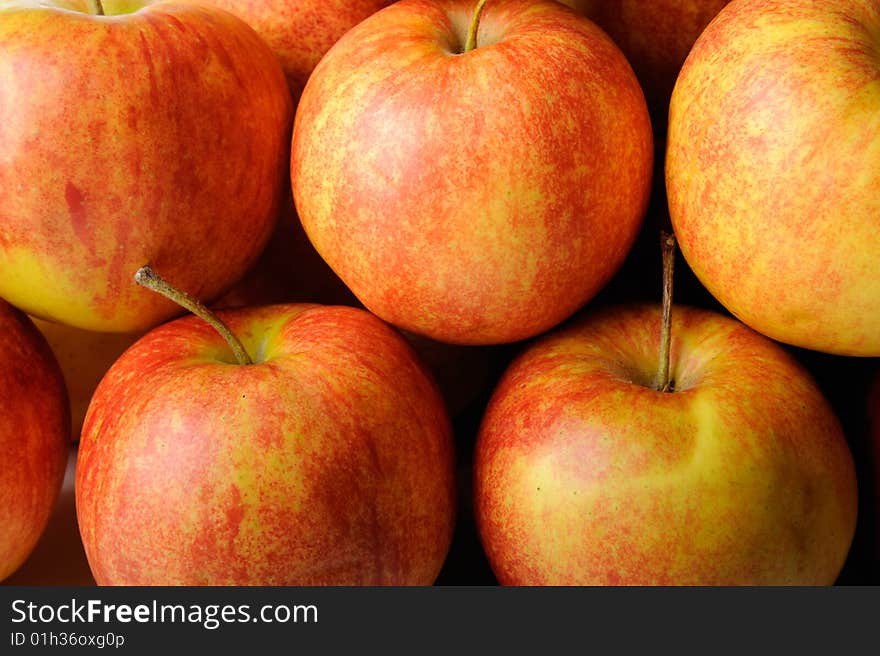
{"left": 560, "top": 0, "right": 730, "bottom": 129}
{"left": 475, "top": 304, "right": 857, "bottom": 585}
{"left": 666, "top": 0, "right": 880, "bottom": 356}
{"left": 0, "top": 300, "right": 70, "bottom": 582}
{"left": 76, "top": 304, "right": 456, "bottom": 585}
{"left": 0, "top": 0, "right": 293, "bottom": 332}
{"left": 291, "top": 0, "right": 653, "bottom": 345}
{"left": 196, "top": 0, "right": 394, "bottom": 98}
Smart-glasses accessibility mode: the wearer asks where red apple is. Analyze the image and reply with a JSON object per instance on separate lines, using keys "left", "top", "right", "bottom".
{"left": 76, "top": 296, "right": 456, "bottom": 585}
{"left": 31, "top": 318, "right": 142, "bottom": 441}
{"left": 666, "top": 0, "right": 880, "bottom": 356}
{"left": 3, "top": 449, "right": 95, "bottom": 586}
{"left": 214, "top": 209, "right": 489, "bottom": 417}
{"left": 0, "top": 300, "right": 70, "bottom": 582}
{"left": 475, "top": 304, "right": 858, "bottom": 584}
{"left": 0, "top": 0, "right": 293, "bottom": 333}
{"left": 194, "top": 0, "right": 394, "bottom": 98}
{"left": 291, "top": 0, "right": 653, "bottom": 345}
{"left": 559, "top": 0, "right": 730, "bottom": 131}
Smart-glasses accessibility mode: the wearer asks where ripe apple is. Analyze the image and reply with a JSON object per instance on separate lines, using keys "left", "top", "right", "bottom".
{"left": 291, "top": 0, "right": 653, "bottom": 345}
{"left": 214, "top": 208, "right": 488, "bottom": 417}
{"left": 666, "top": 0, "right": 880, "bottom": 356}
{"left": 0, "top": 0, "right": 293, "bottom": 333}
{"left": 76, "top": 283, "right": 456, "bottom": 585}
{"left": 31, "top": 318, "right": 142, "bottom": 441}
{"left": 559, "top": 0, "right": 730, "bottom": 131}
{"left": 194, "top": 0, "right": 394, "bottom": 98}
{"left": 3, "top": 449, "right": 96, "bottom": 586}
{"left": 0, "top": 300, "right": 70, "bottom": 582}
{"left": 474, "top": 303, "right": 858, "bottom": 584}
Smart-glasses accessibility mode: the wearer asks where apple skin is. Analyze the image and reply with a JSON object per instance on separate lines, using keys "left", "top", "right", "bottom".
{"left": 291, "top": 0, "right": 653, "bottom": 345}
{"left": 665, "top": 0, "right": 880, "bottom": 356}
{"left": 214, "top": 206, "right": 489, "bottom": 417}
{"left": 559, "top": 0, "right": 730, "bottom": 131}
{"left": 31, "top": 318, "right": 142, "bottom": 442}
{"left": 474, "top": 304, "right": 858, "bottom": 585}
{"left": 0, "top": 300, "right": 70, "bottom": 582}
{"left": 3, "top": 450, "right": 96, "bottom": 586}
{"left": 0, "top": 0, "right": 293, "bottom": 333}
{"left": 194, "top": 0, "right": 394, "bottom": 98}
{"left": 76, "top": 304, "right": 456, "bottom": 585}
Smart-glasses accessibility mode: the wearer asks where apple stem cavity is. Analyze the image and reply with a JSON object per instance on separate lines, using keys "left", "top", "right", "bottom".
{"left": 134, "top": 265, "right": 254, "bottom": 366}
{"left": 656, "top": 231, "right": 676, "bottom": 393}
{"left": 464, "top": 0, "right": 490, "bottom": 53}
{"left": 91, "top": 0, "right": 105, "bottom": 16}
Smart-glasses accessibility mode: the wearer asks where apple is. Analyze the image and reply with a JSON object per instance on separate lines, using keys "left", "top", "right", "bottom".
{"left": 559, "top": 0, "right": 730, "bottom": 131}
{"left": 31, "top": 318, "right": 142, "bottom": 441}
{"left": 0, "top": 300, "right": 70, "bottom": 582}
{"left": 214, "top": 209, "right": 489, "bottom": 417}
{"left": 474, "top": 302, "right": 858, "bottom": 584}
{"left": 3, "top": 448, "right": 96, "bottom": 586}
{"left": 76, "top": 270, "right": 456, "bottom": 584}
{"left": 291, "top": 0, "right": 653, "bottom": 345}
{"left": 0, "top": 0, "right": 293, "bottom": 333}
{"left": 194, "top": 0, "right": 394, "bottom": 98}
{"left": 665, "top": 0, "right": 880, "bottom": 356}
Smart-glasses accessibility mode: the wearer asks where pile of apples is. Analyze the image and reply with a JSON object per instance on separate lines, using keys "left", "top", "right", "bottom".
{"left": 1, "top": 0, "right": 877, "bottom": 586}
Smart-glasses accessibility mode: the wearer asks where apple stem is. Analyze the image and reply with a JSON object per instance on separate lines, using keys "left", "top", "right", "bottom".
{"left": 134, "top": 265, "right": 254, "bottom": 366}
{"left": 91, "top": 0, "right": 105, "bottom": 15}
{"left": 464, "top": 0, "right": 490, "bottom": 53}
{"left": 656, "top": 231, "right": 676, "bottom": 393}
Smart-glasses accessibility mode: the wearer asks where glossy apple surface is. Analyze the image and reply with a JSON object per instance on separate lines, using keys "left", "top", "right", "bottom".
{"left": 291, "top": 0, "right": 653, "bottom": 345}
{"left": 475, "top": 304, "right": 858, "bottom": 584}
{"left": 0, "top": 300, "right": 70, "bottom": 582}
{"left": 0, "top": 0, "right": 293, "bottom": 332}
{"left": 76, "top": 304, "right": 456, "bottom": 585}
{"left": 666, "top": 0, "right": 880, "bottom": 355}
